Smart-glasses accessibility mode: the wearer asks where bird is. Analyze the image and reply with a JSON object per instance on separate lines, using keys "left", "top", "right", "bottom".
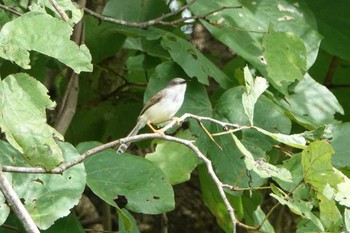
{"left": 117, "top": 77, "right": 187, "bottom": 153}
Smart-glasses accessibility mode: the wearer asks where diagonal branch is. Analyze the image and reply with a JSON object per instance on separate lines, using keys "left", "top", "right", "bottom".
{"left": 0, "top": 4, "right": 21, "bottom": 16}
{"left": 54, "top": 0, "right": 86, "bottom": 135}
{"left": 0, "top": 165, "right": 40, "bottom": 233}
{"left": 49, "top": 0, "right": 69, "bottom": 21}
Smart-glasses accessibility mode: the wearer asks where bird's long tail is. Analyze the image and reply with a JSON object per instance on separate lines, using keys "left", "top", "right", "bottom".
{"left": 116, "top": 120, "right": 145, "bottom": 154}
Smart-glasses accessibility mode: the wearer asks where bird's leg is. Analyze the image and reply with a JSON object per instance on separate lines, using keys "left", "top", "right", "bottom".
{"left": 147, "top": 120, "right": 165, "bottom": 136}
{"left": 171, "top": 116, "right": 181, "bottom": 125}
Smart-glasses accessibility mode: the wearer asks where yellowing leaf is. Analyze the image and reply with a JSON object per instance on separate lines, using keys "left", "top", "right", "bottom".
{"left": 0, "top": 73, "right": 64, "bottom": 170}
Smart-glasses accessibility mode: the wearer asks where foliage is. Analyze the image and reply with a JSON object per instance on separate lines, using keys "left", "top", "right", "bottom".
{"left": 0, "top": 0, "right": 349, "bottom": 232}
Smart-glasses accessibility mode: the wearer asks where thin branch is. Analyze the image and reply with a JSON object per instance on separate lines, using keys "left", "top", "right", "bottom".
{"left": 323, "top": 56, "right": 339, "bottom": 87}
{"left": 83, "top": 0, "right": 197, "bottom": 28}
{"left": 54, "top": 0, "right": 86, "bottom": 135}
{"left": 83, "top": 3, "right": 241, "bottom": 28}
{"left": 49, "top": 0, "right": 69, "bottom": 21}
{"left": 197, "top": 120, "right": 222, "bottom": 150}
{"left": 0, "top": 165, "right": 40, "bottom": 233}
{"left": 0, "top": 4, "right": 22, "bottom": 16}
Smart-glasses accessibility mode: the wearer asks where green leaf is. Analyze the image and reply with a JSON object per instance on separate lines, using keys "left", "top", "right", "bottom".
{"left": 333, "top": 169, "right": 350, "bottom": 208}
{"left": 232, "top": 134, "right": 292, "bottom": 182}
{"left": 280, "top": 74, "right": 344, "bottom": 128}
{"left": 318, "top": 193, "right": 343, "bottom": 231}
{"left": 345, "top": 208, "right": 350, "bottom": 232}
{"left": 242, "top": 66, "right": 269, "bottom": 125}
{"left": 198, "top": 164, "right": 235, "bottom": 233}
{"left": 306, "top": 0, "right": 350, "bottom": 61}
{"left": 0, "top": 12, "right": 92, "bottom": 73}
{"left": 301, "top": 141, "right": 342, "bottom": 191}
{"left": 254, "top": 126, "right": 306, "bottom": 149}
{"left": 85, "top": 16, "right": 126, "bottom": 63}
{"left": 42, "top": 214, "right": 85, "bottom": 233}
{"left": 0, "top": 141, "right": 86, "bottom": 230}
{"left": 161, "top": 33, "right": 234, "bottom": 89}
{"left": 273, "top": 154, "right": 303, "bottom": 191}
{"left": 0, "top": 73, "right": 63, "bottom": 170}
{"left": 330, "top": 122, "right": 350, "bottom": 168}
{"left": 211, "top": 86, "right": 290, "bottom": 186}
{"left": 78, "top": 142, "right": 175, "bottom": 214}
{"left": 118, "top": 209, "right": 140, "bottom": 233}
{"left": 30, "top": 0, "right": 83, "bottom": 25}
{"left": 270, "top": 184, "right": 324, "bottom": 231}
{"left": 146, "top": 130, "right": 200, "bottom": 185}
{"left": 242, "top": 192, "right": 275, "bottom": 233}
{"left": 103, "top": 0, "right": 168, "bottom": 22}
{"left": 191, "top": 0, "right": 321, "bottom": 91}
{"left": 0, "top": 173, "right": 10, "bottom": 226}
{"left": 263, "top": 32, "right": 307, "bottom": 92}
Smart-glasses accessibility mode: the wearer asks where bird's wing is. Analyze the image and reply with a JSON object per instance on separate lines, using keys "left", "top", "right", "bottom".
{"left": 140, "top": 89, "right": 166, "bottom": 116}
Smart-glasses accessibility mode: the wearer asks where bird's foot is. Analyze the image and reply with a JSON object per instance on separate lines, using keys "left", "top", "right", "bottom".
{"left": 171, "top": 117, "right": 181, "bottom": 125}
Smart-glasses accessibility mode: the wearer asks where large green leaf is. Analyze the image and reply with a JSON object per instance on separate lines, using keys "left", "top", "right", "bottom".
{"left": 318, "top": 193, "right": 343, "bottom": 231}
{"left": 161, "top": 33, "right": 234, "bottom": 89}
{"left": 306, "top": 0, "right": 350, "bottom": 62}
{"left": 146, "top": 130, "right": 200, "bottom": 185}
{"left": 42, "top": 214, "right": 85, "bottom": 233}
{"left": 198, "top": 165, "right": 236, "bottom": 233}
{"left": 0, "top": 213, "right": 85, "bottom": 233}
{"left": 78, "top": 142, "right": 175, "bottom": 214}
{"left": 190, "top": 0, "right": 321, "bottom": 92}
{"left": 263, "top": 31, "right": 307, "bottom": 91}
{"left": 85, "top": 16, "right": 126, "bottom": 63}
{"left": 30, "top": 0, "right": 83, "bottom": 25}
{"left": 0, "top": 141, "right": 86, "bottom": 230}
{"left": 280, "top": 74, "right": 344, "bottom": 128}
{"left": 0, "top": 12, "right": 92, "bottom": 73}
{"left": 301, "top": 141, "right": 341, "bottom": 191}
{"left": 103, "top": 0, "right": 168, "bottom": 22}
{"left": 0, "top": 73, "right": 63, "bottom": 170}
{"left": 211, "top": 86, "right": 291, "bottom": 186}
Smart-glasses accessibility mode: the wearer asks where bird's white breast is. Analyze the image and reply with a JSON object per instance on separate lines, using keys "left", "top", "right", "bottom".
{"left": 141, "top": 83, "right": 186, "bottom": 124}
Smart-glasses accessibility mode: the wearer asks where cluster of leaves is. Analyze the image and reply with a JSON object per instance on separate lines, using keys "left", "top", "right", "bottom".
{"left": 0, "top": 0, "right": 349, "bottom": 232}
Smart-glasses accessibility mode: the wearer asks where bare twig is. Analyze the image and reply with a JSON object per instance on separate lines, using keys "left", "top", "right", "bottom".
{"left": 49, "top": 0, "right": 69, "bottom": 21}
{"left": 161, "top": 213, "right": 169, "bottom": 233}
{"left": 54, "top": 71, "right": 79, "bottom": 135}
{"left": 83, "top": 3, "right": 241, "bottom": 28}
{"left": 54, "top": 0, "right": 86, "bottom": 135}
{"left": 83, "top": 0, "right": 196, "bottom": 28}
{"left": 0, "top": 165, "right": 40, "bottom": 233}
{"left": 323, "top": 56, "right": 339, "bottom": 87}
{"left": 0, "top": 4, "right": 22, "bottom": 16}
{"left": 197, "top": 120, "right": 222, "bottom": 150}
